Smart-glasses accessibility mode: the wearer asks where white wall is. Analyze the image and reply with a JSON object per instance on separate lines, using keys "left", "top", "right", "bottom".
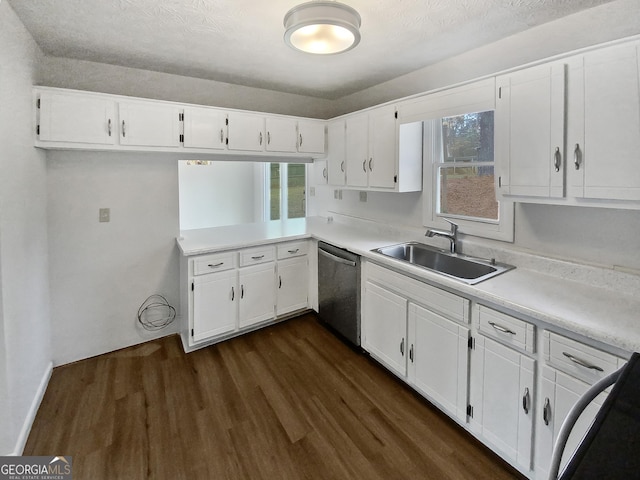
{"left": 46, "top": 152, "right": 181, "bottom": 365}
{"left": 178, "top": 161, "right": 258, "bottom": 230}
{"left": 0, "top": 0, "right": 52, "bottom": 455}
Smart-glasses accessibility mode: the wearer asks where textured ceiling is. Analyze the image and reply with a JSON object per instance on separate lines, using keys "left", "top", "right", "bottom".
{"left": 8, "top": 0, "right": 617, "bottom": 99}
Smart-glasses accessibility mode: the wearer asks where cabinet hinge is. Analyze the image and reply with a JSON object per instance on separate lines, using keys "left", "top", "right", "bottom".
{"left": 468, "top": 336, "right": 475, "bottom": 350}
{"left": 498, "top": 87, "right": 502, "bottom": 99}
{"left": 36, "top": 125, "right": 40, "bottom": 135}
{"left": 394, "top": 175, "right": 398, "bottom": 183}
{"left": 226, "top": 138, "right": 229, "bottom": 145}
{"left": 179, "top": 134, "right": 184, "bottom": 143}
{"left": 191, "top": 328, "right": 194, "bottom": 337}
{"left": 498, "top": 176, "right": 502, "bottom": 188}
{"left": 36, "top": 98, "right": 41, "bottom": 109}
{"left": 191, "top": 281, "right": 194, "bottom": 292}
{"left": 225, "top": 118, "right": 229, "bottom": 126}
{"left": 179, "top": 113, "right": 184, "bottom": 121}
{"left": 467, "top": 405, "right": 474, "bottom": 418}
{"left": 394, "top": 111, "right": 398, "bottom": 119}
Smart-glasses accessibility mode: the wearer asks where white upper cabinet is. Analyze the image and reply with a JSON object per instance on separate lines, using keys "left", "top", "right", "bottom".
{"left": 495, "top": 62, "right": 566, "bottom": 199}
{"left": 326, "top": 119, "right": 346, "bottom": 186}
{"left": 227, "top": 111, "right": 265, "bottom": 152}
{"left": 568, "top": 42, "right": 640, "bottom": 202}
{"left": 37, "top": 91, "right": 116, "bottom": 145}
{"left": 297, "top": 120, "right": 325, "bottom": 154}
{"left": 118, "top": 100, "right": 181, "bottom": 148}
{"left": 368, "top": 105, "right": 398, "bottom": 189}
{"left": 345, "top": 113, "right": 369, "bottom": 188}
{"left": 182, "top": 106, "right": 227, "bottom": 150}
{"left": 266, "top": 117, "right": 298, "bottom": 152}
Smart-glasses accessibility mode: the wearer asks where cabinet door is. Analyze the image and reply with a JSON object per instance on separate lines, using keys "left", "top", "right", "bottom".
{"left": 119, "top": 101, "right": 181, "bottom": 147}
{"left": 570, "top": 44, "right": 640, "bottom": 201}
{"left": 227, "top": 112, "right": 265, "bottom": 151}
{"left": 408, "top": 304, "right": 469, "bottom": 422}
{"left": 469, "top": 335, "right": 535, "bottom": 471}
{"left": 192, "top": 269, "right": 237, "bottom": 342}
{"left": 297, "top": 120, "right": 326, "bottom": 154}
{"left": 313, "top": 160, "right": 328, "bottom": 185}
{"left": 496, "top": 63, "right": 565, "bottom": 198}
{"left": 326, "top": 120, "right": 346, "bottom": 185}
{"left": 183, "top": 106, "right": 227, "bottom": 150}
{"left": 238, "top": 263, "right": 275, "bottom": 329}
{"left": 345, "top": 114, "right": 369, "bottom": 188}
{"left": 38, "top": 91, "right": 116, "bottom": 145}
{"left": 362, "top": 282, "right": 408, "bottom": 377}
{"left": 276, "top": 256, "right": 308, "bottom": 316}
{"left": 535, "top": 366, "right": 607, "bottom": 480}
{"left": 266, "top": 117, "right": 297, "bottom": 152}
{"left": 368, "top": 105, "right": 397, "bottom": 189}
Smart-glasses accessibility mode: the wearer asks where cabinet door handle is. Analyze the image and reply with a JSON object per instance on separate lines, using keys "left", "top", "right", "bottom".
{"left": 554, "top": 147, "right": 562, "bottom": 172}
{"left": 267, "top": 131, "right": 271, "bottom": 145}
{"left": 299, "top": 133, "right": 303, "bottom": 147}
{"left": 323, "top": 167, "right": 327, "bottom": 179}
{"left": 362, "top": 159, "right": 367, "bottom": 173}
{"left": 231, "top": 286, "right": 235, "bottom": 301}
{"left": 409, "top": 344, "right": 414, "bottom": 363}
{"left": 562, "top": 352, "right": 604, "bottom": 371}
{"left": 340, "top": 161, "right": 345, "bottom": 172}
{"left": 220, "top": 129, "right": 224, "bottom": 144}
{"left": 522, "top": 387, "right": 530, "bottom": 414}
{"left": 122, "top": 120, "right": 126, "bottom": 138}
{"left": 259, "top": 132, "right": 263, "bottom": 145}
{"left": 369, "top": 157, "right": 373, "bottom": 171}
{"left": 207, "top": 262, "right": 224, "bottom": 268}
{"left": 287, "top": 249, "right": 299, "bottom": 254}
{"left": 400, "top": 338, "right": 405, "bottom": 356}
{"left": 241, "top": 285, "right": 244, "bottom": 299}
{"left": 108, "top": 119, "right": 112, "bottom": 137}
{"left": 488, "top": 321, "right": 516, "bottom": 335}
{"left": 279, "top": 276, "right": 282, "bottom": 289}
{"left": 251, "top": 255, "right": 265, "bottom": 260}
{"left": 543, "top": 397, "right": 551, "bottom": 426}
{"left": 574, "top": 143, "right": 582, "bottom": 170}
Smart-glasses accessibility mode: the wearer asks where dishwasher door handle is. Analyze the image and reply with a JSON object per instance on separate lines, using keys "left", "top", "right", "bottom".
{"left": 319, "top": 248, "right": 357, "bottom": 267}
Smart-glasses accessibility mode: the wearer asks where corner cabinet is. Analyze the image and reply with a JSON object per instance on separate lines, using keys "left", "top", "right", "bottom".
{"left": 34, "top": 87, "right": 326, "bottom": 159}
{"left": 180, "top": 240, "right": 310, "bottom": 351}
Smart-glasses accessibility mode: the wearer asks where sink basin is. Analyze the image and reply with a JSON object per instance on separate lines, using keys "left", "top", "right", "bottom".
{"left": 371, "top": 242, "right": 514, "bottom": 284}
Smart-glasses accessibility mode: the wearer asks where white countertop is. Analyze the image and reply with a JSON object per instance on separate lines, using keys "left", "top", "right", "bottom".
{"left": 177, "top": 217, "right": 640, "bottom": 355}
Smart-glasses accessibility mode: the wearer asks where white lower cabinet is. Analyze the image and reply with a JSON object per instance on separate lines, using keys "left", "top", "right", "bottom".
{"left": 469, "top": 334, "right": 535, "bottom": 472}
{"left": 408, "top": 303, "right": 470, "bottom": 421}
{"left": 184, "top": 240, "right": 310, "bottom": 349}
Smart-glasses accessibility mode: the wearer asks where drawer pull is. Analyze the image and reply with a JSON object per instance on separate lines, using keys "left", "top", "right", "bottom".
{"left": 207, "top": 262, "right": 224, "bottom": 268}
{"left": 543, "top": 398, "right": 551, "bottom": 425}
{"left": 108, "top": 119, "right": 112, "bottom": 136}
{"left": 562, "top": 352, "right": 604, "bottom": 371}
{"left": 522, "top": 387, "right": 530, "bottom": 414}
{"left": 231, "top": 286, "right": 234, "bottom": 301}
{"left": 251, "top": 255, "right": 265, "bottom": 260}
{"left": 241, "top": 285, "right": 244, "bottom": 299}
{"left": 488, "top": 321, "right": 516, "bottom": 335}
{"left": 287, "top": 249, "right": 299, "bottom": 254}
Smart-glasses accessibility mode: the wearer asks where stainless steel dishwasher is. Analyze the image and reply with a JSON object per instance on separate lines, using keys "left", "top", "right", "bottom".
{"left": 317, "top": 241, "right": 361, "bottom": 346}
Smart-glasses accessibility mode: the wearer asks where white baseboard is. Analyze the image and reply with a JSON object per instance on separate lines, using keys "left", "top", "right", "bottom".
{"left": 10, "top": 361, "right": 53, "bottom": 455}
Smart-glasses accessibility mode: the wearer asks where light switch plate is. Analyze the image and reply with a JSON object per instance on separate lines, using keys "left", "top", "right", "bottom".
{"left": 359, "top": 191, "right": 367, "bottom": 202}
{"left": 99, "top": 208, "right": 110, "bottom": 223}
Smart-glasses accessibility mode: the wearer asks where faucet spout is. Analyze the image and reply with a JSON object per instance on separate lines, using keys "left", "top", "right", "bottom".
{"left": 425, "top": 219, "right": 459, "bottom": 253}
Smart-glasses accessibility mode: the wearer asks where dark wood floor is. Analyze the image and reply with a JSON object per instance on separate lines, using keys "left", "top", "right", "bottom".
{"left": 25, "top": 314, "right": 524, "bottom": 479}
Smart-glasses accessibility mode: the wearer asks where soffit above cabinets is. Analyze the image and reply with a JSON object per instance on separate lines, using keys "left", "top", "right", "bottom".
{"left": 8, "top": 0, "right": 616, "bottom": 100}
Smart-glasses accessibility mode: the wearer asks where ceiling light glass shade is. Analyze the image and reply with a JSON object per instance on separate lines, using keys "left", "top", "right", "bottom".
{"left": 283, "top": 1, "right": 361, "bottom": 54}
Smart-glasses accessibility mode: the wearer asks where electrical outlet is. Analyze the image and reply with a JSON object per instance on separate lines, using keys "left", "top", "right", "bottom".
{"left": 338, "top": 189, "right": 343, "bottom": 200}
{"left": 334, "top": 189, "right": 339, "bottom": 199}
{"left": 359, "top": 191, "right": 367, "bottom": 202}
{"left": 99, "top": 208, "right": 110, "bottom": 223}
{"left": 309, "top": 186, "right": 316, "bottom": 197}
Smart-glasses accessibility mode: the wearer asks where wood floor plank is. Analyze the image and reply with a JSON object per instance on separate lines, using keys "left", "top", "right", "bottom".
{"left": 24, "top": 314, "right": 524, "bottom": 479}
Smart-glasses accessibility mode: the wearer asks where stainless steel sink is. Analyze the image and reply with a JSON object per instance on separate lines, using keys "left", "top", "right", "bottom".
{"left": 371, "top": 242, "right": 514, "bottom": 284}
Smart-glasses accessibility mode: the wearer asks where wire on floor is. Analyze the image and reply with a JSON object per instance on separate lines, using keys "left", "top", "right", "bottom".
{"left": 137, "top": 294, "right": 176, "bottom": 331}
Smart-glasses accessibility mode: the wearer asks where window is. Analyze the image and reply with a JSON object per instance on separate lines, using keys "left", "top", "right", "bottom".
{"left": 424, "top": 109, "right": 513, "bottom": 242}
{"left": 265, "top": 163, "right": 306, "bottom": 221}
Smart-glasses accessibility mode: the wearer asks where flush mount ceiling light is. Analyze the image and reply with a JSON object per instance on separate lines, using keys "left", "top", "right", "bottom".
{"left": 283, "top": 1, "right": 361, "bottom": 55}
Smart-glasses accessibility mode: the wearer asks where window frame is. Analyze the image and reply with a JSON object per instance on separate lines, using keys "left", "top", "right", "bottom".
{"left": 263, "top": 162, "right": 307, "bottom": 222}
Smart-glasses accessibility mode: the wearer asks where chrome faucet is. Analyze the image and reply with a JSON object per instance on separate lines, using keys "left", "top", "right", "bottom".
{"left": 425, "top": 219, "right": 459, "bottom": 254}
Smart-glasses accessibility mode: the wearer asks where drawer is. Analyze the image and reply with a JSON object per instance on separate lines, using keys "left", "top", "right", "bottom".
{"left": 193, "top": 251, "right": 236, "bottom": 276}
{"left": 476, "top": 305, "right": 535, "bottom": 353}
{"left": 277, "top": 240, "right": 308, "bottom": 259}
{"left": 544, "top": 331, "right": 626, "bottom": 384}
{"left": 239, "top": 245, "right": 275, "bottom": 267}
{"left": 366, "top": 261, "right": 470, "bottom": 324}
